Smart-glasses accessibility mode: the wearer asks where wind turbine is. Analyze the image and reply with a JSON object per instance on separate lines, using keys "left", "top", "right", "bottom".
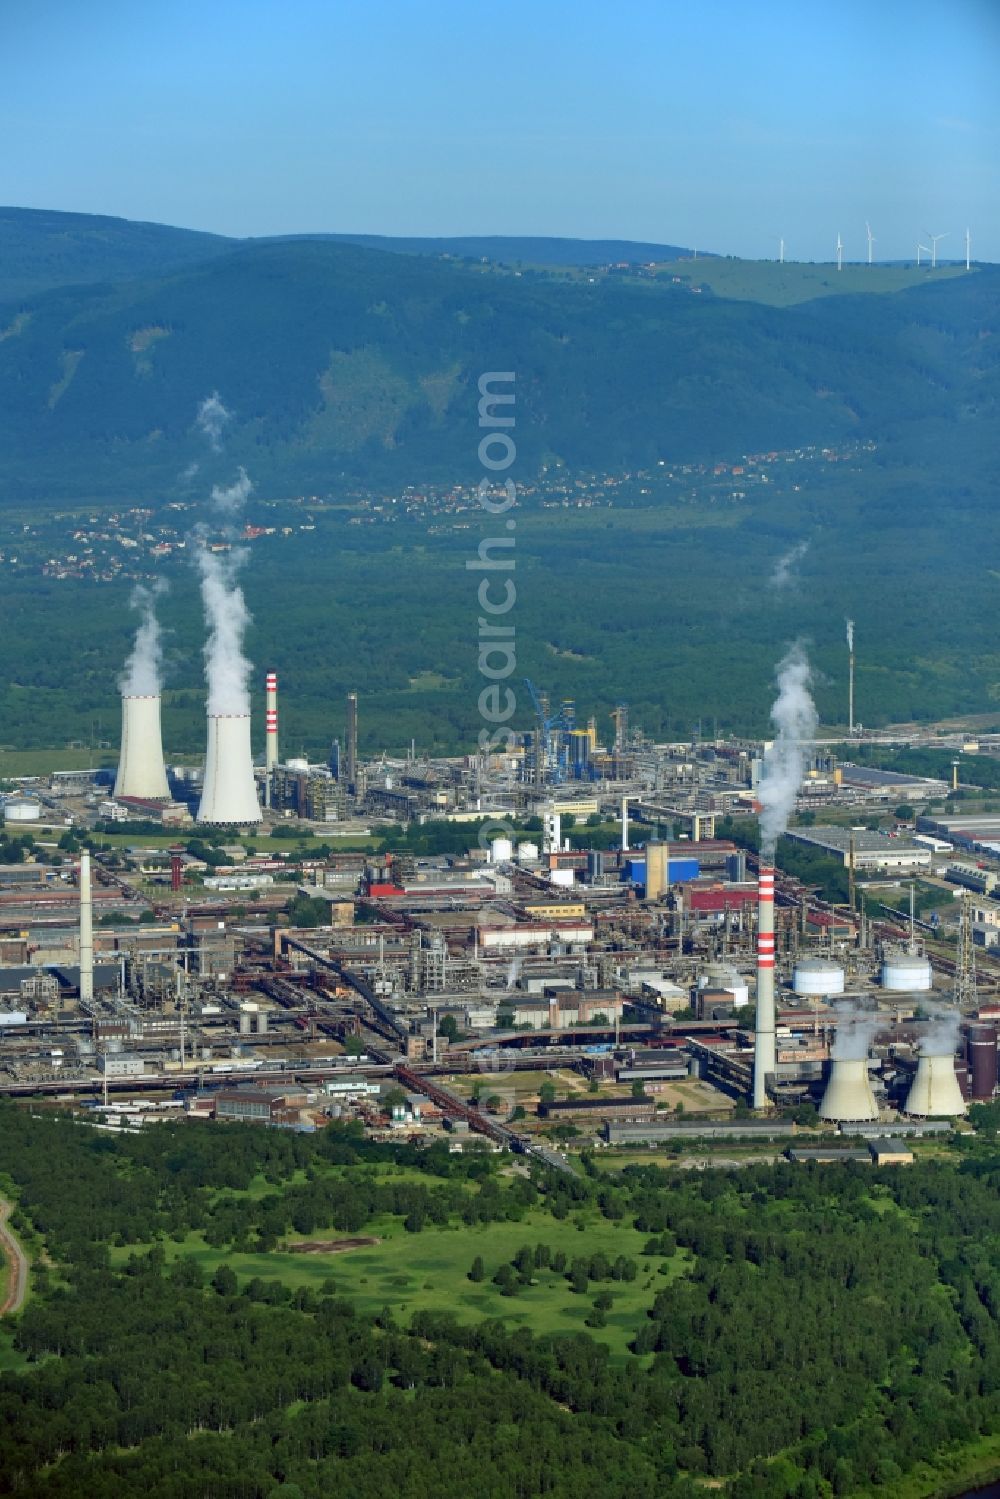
{"left": 965, "top": 227, "right": 971, "bottom": 270}
{"left": 916, "top": 241, "right": 930, "bottom": 267}
{"left": 836, "top": 232, "right": 843, "bottom": 271}
{"left": 926, "top": 230, "right": 948, "bottom": 269}
{"left": 777, "top": 236, "right": 785, "bottom": 264}
{"left": 865, "top": 221, "right": 875, "bottom": 266}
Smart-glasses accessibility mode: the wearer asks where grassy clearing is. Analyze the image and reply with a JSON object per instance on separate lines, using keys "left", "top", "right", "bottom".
{"left": 652, "top": 258, "right": 970, "bottom": 308}
{"left": 116, "top": 1207, "right": 686, "bottom": 1361}
{"left": 0, "top": 748, "right": 117, "bottom": 776}
{"left": 90, "top": 830, "right": 378, "bottom": 853}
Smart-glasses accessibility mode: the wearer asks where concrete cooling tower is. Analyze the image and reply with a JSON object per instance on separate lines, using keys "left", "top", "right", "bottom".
{"left": 904, "top": 1050, "right": 967, "bottom": 1118}
{"left": 114, "top": 695, "right": 170, "bottom": 800}
{"left": 819, "top": 1058, "right": 879, "bottom": 1123}
{"left": 197, "top": 713, "right": 262, "bottom": 824}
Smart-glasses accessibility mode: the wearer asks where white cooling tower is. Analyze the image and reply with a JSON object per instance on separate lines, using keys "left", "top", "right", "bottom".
{"left": 114, "top": 694, "right": 170, "bottom": 800}
{"left": 197, "top": 714, "right": 262, "bottom": 824}
{"left": 819, "top": 1057, "right": 879, "bottom": 1122}
{"left": 904, "top": 1050, "right": 967, "bottom": 1118}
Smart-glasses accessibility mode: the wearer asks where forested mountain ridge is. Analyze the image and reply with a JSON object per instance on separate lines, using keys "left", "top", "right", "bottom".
{"left": 0, "top": 227, "right": 995, "bottom": 505}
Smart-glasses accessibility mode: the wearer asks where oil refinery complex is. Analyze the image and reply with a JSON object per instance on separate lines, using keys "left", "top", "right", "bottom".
{"left": 2, "top": 645, "right": 1000, "bottom": 1157}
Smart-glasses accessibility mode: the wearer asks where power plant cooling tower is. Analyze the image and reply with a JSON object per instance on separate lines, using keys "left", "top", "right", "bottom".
{"left": 753, "top": 865, "right": 776, "bottom": 1108}
{"left": 197, "top": 714, "right": 262, "bottom": 824}
{"left": 114, "top": 694, "right": 170, "bottom": 800}
{"left": 904, "top": 1050, "right": 967, "bottom": 1118}
{"left": 819, "top": 1057, "right": 879, "bottom": 1123}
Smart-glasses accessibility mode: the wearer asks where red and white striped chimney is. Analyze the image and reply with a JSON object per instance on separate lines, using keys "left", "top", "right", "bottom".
{"left": 265, "top": 672, "right": 278, "bottom": 773}
{"left": 753, "top": 864, "right": 776, "bottom": 1108}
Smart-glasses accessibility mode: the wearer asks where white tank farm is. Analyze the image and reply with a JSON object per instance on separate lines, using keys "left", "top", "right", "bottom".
{"left": 881, "top": 949, "right": 933, "bottom": 992}
{"left": 516, "top": 842, "right": 540, "bottom": 864}
{"left": 819, "top": 1057, "right": 879, "bottom": 1122}
{"left": 792, "top": 958, "right": 845, "bottom": 998}
{"left": 904, "top": 1051, "right": 967, "bottom": 1117}
{"left": 698, "top": 963, "right": 749, "bottom": 1009}
{"left": 490, "top": 837, "right": 513, "bottom": 864}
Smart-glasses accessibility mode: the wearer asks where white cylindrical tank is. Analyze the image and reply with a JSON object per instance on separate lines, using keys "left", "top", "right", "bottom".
{"left": 198, "top": 714, "right": 262, "bottom": 824}
{"left": 881, "top": 950, "right": 933, "bottom": 992}
{"left": 819, "top": 1057, "right": 879, "bottom": 1122}
{"left": 792, "top": 958, "right": 846, "bottom": 998}
{"left": 904, "top": 1050, "right": 967, "bottom": 1117}
{"left": 2, "top": 797, "right": 41, "bottom": 823}
{"left": 516, "top": 842, "right": 539, "bottom": 864}
{"left": 115, "top": 694, "right": 170, "bottom": 800}
{"left": 490, "top": 837, "right": 513, "bottom": 864}
{"left": 698, "top": 963, "right": 749, "bottom": 1009}
{"left": 549, "top": 868, "right": 575, "bottom": 888}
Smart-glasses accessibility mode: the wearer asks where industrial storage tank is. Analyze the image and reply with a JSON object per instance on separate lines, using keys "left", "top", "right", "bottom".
{"left": 2, "top": 797, "right": 41, "bottom": 823}
{"left": 516, "top": 842, "right": 539, "bottom": 864}
{"left": 792, "top": 958, "right": 845, "bottom": 998}
{"left": 698, "top": 963, "right": 749, "bottom": 1009}
{"left": 968, "top": 1025, "right": 998, "bottom": 1102}
{"left": 904, "top": 1049, "right": 967, "bottom": 1117}
{"left": 819, "top": 1057, "right": 879, "bottom": 1123}
{"left": 490, "top": 837, "right": 513, "bottom": 864}
{"left": 881, "top": 949, "right": 933, "bottom": 992}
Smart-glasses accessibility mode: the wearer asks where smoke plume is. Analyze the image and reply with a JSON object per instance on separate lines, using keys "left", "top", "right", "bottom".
{"left": 831, "top": 1005, "right": 880, "bottom": 1060}
{"left": 846, "top": 617, "right": 855, "bottom": 653}
{"left": 197, "top": 548, "right": 252, "bottom": 715}
{"left": 196, "top": 463, "right": 255, "bottom": 716}
{"left": 758, "top": 642, "right": 819, "bottom": 860}
{"left": 120, "top": 581, "right": 168, "bottom": 696}
{"left": 770, "top": 540, "right": 809, "bottom": 589}
{"left": 211, "top": 467, "right": 253, "bottom": 513}
{"left": 921, "top": 1005, "right": 962, "bottom": 1057}
{"left": 195, "top": 392, "right": 232, "bottom": 452}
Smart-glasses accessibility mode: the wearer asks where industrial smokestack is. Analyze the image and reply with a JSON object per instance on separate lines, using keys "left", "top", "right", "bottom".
{"left": 846, "top": 618, "right": 855, "bottom": 735}
{"left": 346, "top": 692, "right": 358, "bottom": 790}
{"left": 197, "top": 714, "right": 262, "bottom": 824}
{"left": 753, "top": 865, "right": 776, "bottom": 1108}
{"left": 621, "top": 795, "right": 629, "bottom": 852}
{"left": 904, "top": 1049, "right": 967, "bottom": 1117}
{"left": 265, "top": 672, "right": 278, "bottom": 771}
{"left": 79, "top": 851, "right": 94, "bottom": 1004}
{"left": 818, "top": 1057, "right": 878, "bottom": 1122}
{"left": 114, "top": 695, "right": 170, "bottom": 800}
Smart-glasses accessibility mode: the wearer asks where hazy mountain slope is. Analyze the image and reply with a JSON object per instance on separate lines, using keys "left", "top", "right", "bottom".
{"left": 274, "top": 233, "right": 701, "bottom": 264}
{"left": 0, "top": 207, "right": 233, "bottom": 303}
{"left": 0, "top": 236, "right": 995, "bottom": 503}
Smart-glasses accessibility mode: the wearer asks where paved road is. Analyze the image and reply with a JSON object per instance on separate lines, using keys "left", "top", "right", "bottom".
{"left": 0, "top": 1197, "right": 28, "bottom": 1316}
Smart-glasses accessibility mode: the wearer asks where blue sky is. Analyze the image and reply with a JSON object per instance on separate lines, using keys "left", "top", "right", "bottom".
{"left": 4, "top": 0, "right": 998, "bottom": 260}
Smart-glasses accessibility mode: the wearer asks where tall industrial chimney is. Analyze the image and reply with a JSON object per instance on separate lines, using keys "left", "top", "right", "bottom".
{"left": 621, "top": 795, "right": 629, "bottom": 852}
{"left": 79, "top": 851, "right": 94, "bottom": 1003}
{"left": 265, "top": 672, "right": 278, "bottom": 772}
{"left": 346, "top": 691, "right": 358, "bottom": 790}
{"left": 753, "top": 864, "right": 776, "bottom": 1107}
{"left": 114, "top": 694, "right": 170, "bottom": 800}
{"left": 197, "top": 713, "right": 262, "bottom": 824}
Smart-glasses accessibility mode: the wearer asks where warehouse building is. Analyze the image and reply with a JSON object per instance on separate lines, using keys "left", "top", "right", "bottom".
{"left": 784, "top": 826, "right": 931, "bottom": 872}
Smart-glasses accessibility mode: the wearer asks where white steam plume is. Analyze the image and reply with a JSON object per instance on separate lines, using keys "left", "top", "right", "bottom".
{"left": 921, "top": 1006, "right": 962, "bottom": 1057}
{"left": 846, "top": 617, "right": 855, "bottom": 653}
{"left": 196, "top": 464, "right": 254, "bottom": 716}
{"left": 758, "top": 642, "right": 819, "bottom": 861}
{"left": 831, "top": 1006, "right": 880, "bottom": 1061}
{"left": 770, "top": 539, "right": 809, "bottom": 589}
{"left": 211, "top": 467, "right": 253, "bottom": 513}
{"left": 197, "top": 547, "right": 252, "bottom": 715}
{"left": 120, "top": 581, "right": 168, "bottom": 696}
{"left": 195, "top": 392, "right": 232, "bottom": 452}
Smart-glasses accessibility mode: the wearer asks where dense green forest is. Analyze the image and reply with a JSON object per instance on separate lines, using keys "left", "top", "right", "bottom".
{"left": 0, "top": 223, "right": 994, "bottom": 501}
{"left": 5, "top": 1108, "right": 1000, "bottom": 1495}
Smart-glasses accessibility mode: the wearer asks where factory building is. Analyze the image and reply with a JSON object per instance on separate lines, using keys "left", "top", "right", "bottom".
{"left": 784, "top": 826, "right": 931, "bottom": 873}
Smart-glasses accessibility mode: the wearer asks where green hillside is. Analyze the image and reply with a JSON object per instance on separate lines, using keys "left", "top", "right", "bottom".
{"left": 0, "top": 234, "right": 994, "bottom": 504}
